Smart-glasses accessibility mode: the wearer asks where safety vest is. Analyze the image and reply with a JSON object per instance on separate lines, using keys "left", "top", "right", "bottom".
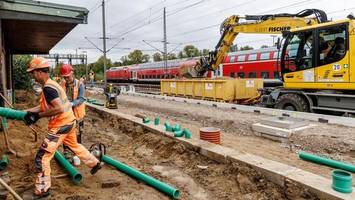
{"left": 60, "top": 79, "right": 86, "bottom": 120}
{"left": 40, "top": 79, "right": 75, "bottom": 129}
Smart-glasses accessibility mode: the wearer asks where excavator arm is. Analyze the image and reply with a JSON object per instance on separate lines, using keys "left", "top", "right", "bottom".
{"left": 183, "top": 9, "right": 327, "bottom": 78}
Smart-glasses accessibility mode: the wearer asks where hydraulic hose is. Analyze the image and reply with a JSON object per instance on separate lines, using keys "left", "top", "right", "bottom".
{"left": 0, "top": 107, "right": 26, "bottom": 120}
{"left": 101, "top": 155, "right": 180, "bottom": 199}
{"left": 54, "top": 151, "right": 82, "bottom": 184}
{"left": 0, "top": 154, "right": 9, "bottom": 170}
{"left": 299, "top": 151, "right": 355, "bottom": 173}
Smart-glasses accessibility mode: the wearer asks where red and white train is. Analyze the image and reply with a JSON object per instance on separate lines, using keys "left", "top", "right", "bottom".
{"left": 106, "top": 47, "right": 281, "bottom": 84}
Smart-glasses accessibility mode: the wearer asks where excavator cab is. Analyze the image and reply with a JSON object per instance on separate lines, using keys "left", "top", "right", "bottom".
{"left": 280, "top": 21, "right": 350, "bottom": 88}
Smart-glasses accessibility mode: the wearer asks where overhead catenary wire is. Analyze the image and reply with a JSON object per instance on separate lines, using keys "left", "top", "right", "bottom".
{"left": 85, "top": 0, "right": 351, "bottom": 62}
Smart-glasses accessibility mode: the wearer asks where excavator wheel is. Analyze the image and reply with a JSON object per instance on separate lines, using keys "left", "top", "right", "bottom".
{"left": 275, "top": 93, "right": 309, "bottom": 112}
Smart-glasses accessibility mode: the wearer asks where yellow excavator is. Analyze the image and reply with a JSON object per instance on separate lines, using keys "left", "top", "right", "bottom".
{"left": 189, "top": 9, "right": 355, "bottom": 114}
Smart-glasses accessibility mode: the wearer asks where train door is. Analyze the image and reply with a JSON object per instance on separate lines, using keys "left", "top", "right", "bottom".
{"left": 131, "top": 70, "right": 137, "bottom": 81}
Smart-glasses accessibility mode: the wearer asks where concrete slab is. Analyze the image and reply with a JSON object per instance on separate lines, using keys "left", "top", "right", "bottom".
{"left": 252, "top": 123, "right": 315, "bottom": 141}
{"left": 260, "top": 116, "right": 310, "bottom": 129}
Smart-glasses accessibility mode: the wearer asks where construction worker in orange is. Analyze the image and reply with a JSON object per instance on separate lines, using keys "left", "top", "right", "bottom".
{"left": 59, "top": 64, "right": 86, "bottom": 160}
{"left": 23, "top": 57, "right": 101, "bottom": 199}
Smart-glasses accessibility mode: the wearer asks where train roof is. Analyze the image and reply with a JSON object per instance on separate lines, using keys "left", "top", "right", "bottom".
{"left": 227, "top": 47, "right": 277, "bottom": 56}
{"left": 107, "top": 47, "right": 278, "bottom": 71}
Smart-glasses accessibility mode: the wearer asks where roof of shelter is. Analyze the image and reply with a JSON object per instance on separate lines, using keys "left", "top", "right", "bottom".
{"left": 0, "top": 0, "right": 88, "bottom": 54}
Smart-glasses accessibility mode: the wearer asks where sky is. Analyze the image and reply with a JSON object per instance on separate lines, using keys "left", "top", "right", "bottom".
{"left": 42, "top": 0, "right": 351, "bottom": 64}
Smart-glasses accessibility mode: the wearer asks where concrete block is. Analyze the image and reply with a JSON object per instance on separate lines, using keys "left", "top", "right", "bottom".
{"left": 198, "top": 142, "right": 235, "bottom": 163}
{"left": 252, "top": 123, "right": 293, "bottom": 138}
{"left": 252, "top": 123, "right": 315, "bottom": 141}
{"left": 287, "top": 169, "right": 355, "bottom": 200}
{"left": 228, "top": 153, "right": 298, "bottom": 187}
{"left": 260, "top": 116, "right": 309, "bottom": 129}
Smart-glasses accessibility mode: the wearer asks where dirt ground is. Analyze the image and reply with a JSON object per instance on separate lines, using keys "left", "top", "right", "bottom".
{"left": 87, "top": 90, "right": 355, "bottom": 182}
{"left": 0, "top": 90, "right": 317, "bottom": 200}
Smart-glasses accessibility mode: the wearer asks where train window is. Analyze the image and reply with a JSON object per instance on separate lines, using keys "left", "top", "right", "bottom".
{"left": 261, "top": 72, "right": 269, "bottom": 78}
{"left": 273, "top": 71, "right": 280, "bottom": 79}
{"left": 273, "top": 51, "right": 280, "bottom": 59}
{"left": 260, "top": 52, "right": 270, "bottom": 60}
{"left": 237, "top": 72, "right": 245, "bottom": 78}
{"left": 230, "top": 56, "right": 236, "bottom": 63}
{"left": 237, "top": 55, "right": 246, "bottom": 62}
{"left": 248, "top": 54, "right": 257, "bottom": 61}
{"left": 248, "top": 72, "right": 257, "bottom": 78}
{"left": 230, "top": 72, "right": 235, "bottom": 78}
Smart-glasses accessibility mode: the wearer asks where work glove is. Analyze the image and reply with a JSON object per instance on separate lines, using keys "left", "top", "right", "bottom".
{"left": 24, "top": 111, "right": 40, "bottom": 125}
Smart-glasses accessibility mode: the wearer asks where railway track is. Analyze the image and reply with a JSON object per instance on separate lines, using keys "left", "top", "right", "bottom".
{"left": 88, "top": 82, "right": 160, "bottom": 94}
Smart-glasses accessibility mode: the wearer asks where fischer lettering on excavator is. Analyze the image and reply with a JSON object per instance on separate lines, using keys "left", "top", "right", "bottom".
{"left": 268, "top": 26, "right": 291, "bottom": 32}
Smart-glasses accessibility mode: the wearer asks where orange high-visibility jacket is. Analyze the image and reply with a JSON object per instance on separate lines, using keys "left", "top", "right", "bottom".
{"left": 40, "top": 79, "right": 75, "bottom": 129}
{"left": 60, "top": 79, "right": 86, "bottom": 120}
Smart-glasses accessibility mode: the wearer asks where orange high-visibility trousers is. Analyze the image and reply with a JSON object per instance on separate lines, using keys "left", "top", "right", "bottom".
{"left": 34, "top": 121, "right": 98, "bottom": 195}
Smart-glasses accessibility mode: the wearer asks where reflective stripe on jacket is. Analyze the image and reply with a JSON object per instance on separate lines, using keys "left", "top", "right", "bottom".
{"left": 40, "top": 79, "right": 75, "bottom": 129}
{"left": 60, "top": 79, "right": 86, "bottom": 120}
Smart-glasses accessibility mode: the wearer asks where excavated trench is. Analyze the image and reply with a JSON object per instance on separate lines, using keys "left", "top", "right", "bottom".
{"left": 82, "top": 107, "right": 320, "bottom": 200}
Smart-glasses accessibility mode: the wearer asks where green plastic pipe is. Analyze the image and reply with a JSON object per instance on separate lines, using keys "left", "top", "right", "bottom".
{"left": 172, "top": 124, "right": 181, "bottom": 132}
{"left": 154, "top": 117, "right": 160, "bottom": 125}
{"left": 174, "top": 130, "right": 184, "bottom": 137}
{"left": 143, "top": 117, "right": 150, "bottom": 124}
{"left": 92, "top": 102, "right": 104, "bottom": 106}
{"left": 54, "top": 151, "right": 82, "bottom": 184}
{"left": 183, "top": 129, "right": 191, "bottom": 139}
{"left": 102, "top": 155, "right": 180, "bottom": 199}
{"left": 0, "top": 154, "right": 9, "bottom": 170}
{"left": 332, "top": 169, "right": 353, "bottom": 193}
{"left": 164, "top": 122, "right": 173, "bottom": 132}
{"left": 0, "top": 107, "right": 26, "bottom": 120}
{"left": 299, "top": 151, "right": 355, "bottom": 172}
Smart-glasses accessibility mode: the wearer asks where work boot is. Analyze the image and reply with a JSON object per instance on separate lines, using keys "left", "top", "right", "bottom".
{"left": 90, "top": 162, "right": 102, "bottom": 175}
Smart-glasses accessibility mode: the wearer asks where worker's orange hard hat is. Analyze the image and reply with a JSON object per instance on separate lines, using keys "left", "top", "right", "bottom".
{"left": 27, "top": 57, "right": 50, "bottom": 72}
{"left": 60, "top": 64, "right": 74, "bottom": 77}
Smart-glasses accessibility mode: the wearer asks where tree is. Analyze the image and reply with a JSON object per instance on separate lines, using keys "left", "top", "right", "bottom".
{"left": 153, "top": 52, "right": 162, "bottom": 62}
{"left": 128, "top": 50, "right": 144, "bottom": 64}
{"left": 178, "top": 51, "right": 184, "bottom": 58}
{"left": 261, "top": 45, "right": 269, "bottom": 48}
{"left": 91, "top": 56, "right": 113, "bottom": 74}
{"left": 120, "top": 55, "right": 132, "bottom": 66}
{"left": 240, "top": 45, "right": 254, "bottom": 51}
{"left": 53, "top": 61, "right": 64, "bottom": 76}
{"left": 142, "top": 54, "right": 150, "bottom": 63}
{"left": 13, "top": 55, "right": 33, "bottom": 89}
{"left": 167, "top": 53, "right": 177, "bottom": 60}
{"left": 201, "top": 49, "right": 210, "bottom": 56}
{"left": 72, "top": 64, "right": 86, "bottom": 78}
{"left": 113, "top": 61, "right": 122, "bottom": 66}
{"left": 183, "top": 45, "right": 199, "bottom": 57}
